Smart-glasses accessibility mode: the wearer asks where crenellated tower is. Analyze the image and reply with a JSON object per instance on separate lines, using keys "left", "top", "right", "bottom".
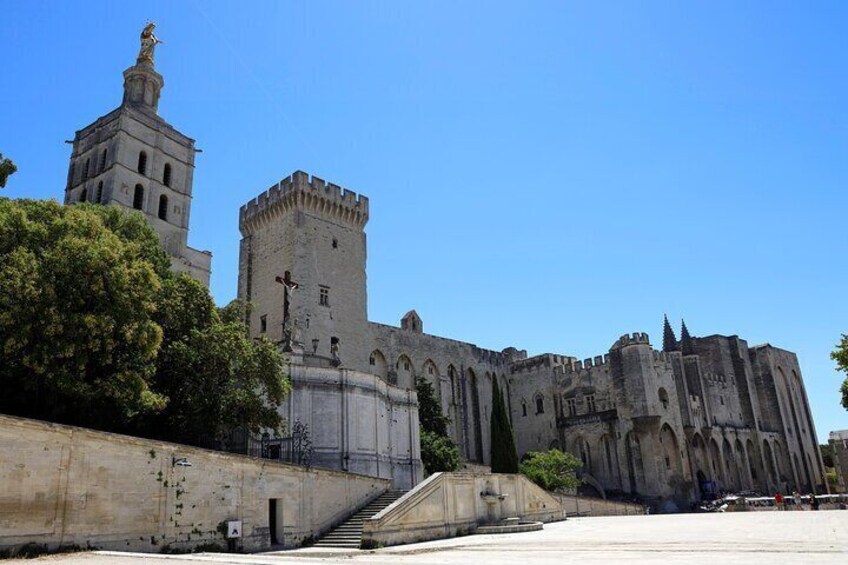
{"left": 238, "top": 170, "right": 370, "bottom": 370}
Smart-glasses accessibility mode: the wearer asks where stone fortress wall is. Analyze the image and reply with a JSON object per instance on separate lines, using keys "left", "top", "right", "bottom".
{"left": 0, "top": 414, "right": 388, "bottom": 553}
{"left": 238, "top": 166, "right": 827, "bottom": 508}
{"left": 509, "top": 331, "right": 827, "bottom": 508}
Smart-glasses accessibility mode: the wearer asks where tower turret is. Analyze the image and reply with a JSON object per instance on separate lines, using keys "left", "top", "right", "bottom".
{"left": 680, "top": 320, "right": 694, "bottom": 355}
{"left": 63, "top": 23, "right": 211, "bottom": 286}
{"left": 662, "top": 314, "right": 678, "bottom": 352}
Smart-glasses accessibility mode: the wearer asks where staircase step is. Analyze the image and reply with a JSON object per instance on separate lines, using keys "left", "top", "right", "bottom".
{"left": 314, "top": 490, "right": 408, "bottom": 549}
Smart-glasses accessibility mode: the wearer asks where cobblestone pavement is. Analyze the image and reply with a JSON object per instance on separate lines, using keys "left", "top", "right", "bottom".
{"left": 10, "top": 511, "right": 848, "bottom": 565}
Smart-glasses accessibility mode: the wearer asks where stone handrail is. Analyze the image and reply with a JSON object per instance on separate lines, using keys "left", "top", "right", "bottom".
{"left": 362, "top": 472, "right": 565, "bottom": 547}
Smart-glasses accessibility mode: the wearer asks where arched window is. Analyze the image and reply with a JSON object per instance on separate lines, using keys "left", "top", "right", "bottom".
{"left": 133, "top": 184, "right": 144, "bottom": 210}
{"left": 99, "top": 148, "right": 107, "bottom": 173}
{"left": 82, "top": 158, "right": 90, "bottom": 180}
{"left": 534, "top": 393, "right": 545, "bottom": 415}
{"left": 137, "top": 151, "right": 147, "bottom": 175}
{"left": 658, "top": 387, "right": 669, "bottom": 410}
{"left": 163, "top": 163, "right": 172, "bottom": 187}
{"left": 95, "top": 181, "right": 103, "bottom": 204}
{"left": 79, "top": 188, "right": 87, "bottom": 202}
{"left": 158, "top": 194, "right": 168, "bottom": 220}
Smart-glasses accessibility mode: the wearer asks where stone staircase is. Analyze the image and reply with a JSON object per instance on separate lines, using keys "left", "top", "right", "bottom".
{"left": 313, "top": 490, "right": 407, "bottom": 549}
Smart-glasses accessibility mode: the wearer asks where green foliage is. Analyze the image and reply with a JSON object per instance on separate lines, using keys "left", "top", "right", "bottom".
{"left": 820, "top": 443, "right": 834, "bottom": 468}
{"left": 420, "top": 430, "right": 461, "bottom": 474}
{"left": 0, "top": 199, "right": 167, "bottom": 427}
{"left": 830, "top": 334, "right": 848, "bottom": 410}
{"left": 489, "top": 377, "right": 518, "bottom": 473}
{"left": 0, "top": 199, "right": 289, "bottom": 443}
{"left": 139, "top": 275, "right": 291, "bottom": 446}
{"left": 519, "top": 449, "right": 583, "bottom": 492}
{"left": 415, "top": 376, "right": 450, "bottom": 436}
{"left": 0, "top": 153, "right": 16, "bottom": 188}
{"left": 415, "top": 376, "right": 459, "bottom": 473}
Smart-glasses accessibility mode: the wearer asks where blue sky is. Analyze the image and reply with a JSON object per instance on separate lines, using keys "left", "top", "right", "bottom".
{"left": 2, "top": 1, "right": 846, "bottom": 441}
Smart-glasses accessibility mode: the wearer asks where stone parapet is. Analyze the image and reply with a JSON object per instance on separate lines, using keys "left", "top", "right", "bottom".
{"left": 239, "top": 170, "right": 369, "bottom": 235}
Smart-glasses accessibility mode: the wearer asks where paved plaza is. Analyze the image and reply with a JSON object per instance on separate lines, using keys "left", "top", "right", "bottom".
{"left": 10, "top": 511, "right": 848, "bottom": 565}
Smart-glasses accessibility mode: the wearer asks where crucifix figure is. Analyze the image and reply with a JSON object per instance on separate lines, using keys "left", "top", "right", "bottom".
{"left": 275, "top": 271, "right": 299, "bottom": 350}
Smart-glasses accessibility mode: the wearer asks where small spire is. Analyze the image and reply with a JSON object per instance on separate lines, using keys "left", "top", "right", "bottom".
{"left": 680, "top": 319, "right": 693, "bottom": 355}
{"left": 662, "top": 314, "right": 678, "bottom": 352}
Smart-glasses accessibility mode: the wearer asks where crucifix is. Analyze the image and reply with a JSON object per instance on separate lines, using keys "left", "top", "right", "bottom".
{"left": 275, "top": 271, "right": 299, "bottom": 349}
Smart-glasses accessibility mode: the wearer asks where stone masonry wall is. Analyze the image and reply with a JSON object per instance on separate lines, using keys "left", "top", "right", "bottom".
{"left": 0, "top": 415, "right": 388, "bottom": 553}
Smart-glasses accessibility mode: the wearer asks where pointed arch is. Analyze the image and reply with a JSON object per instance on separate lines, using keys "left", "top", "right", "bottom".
{"left": 395, "top": 354, "right": 414, "bottom": 389}
{"left": 95, "top": 181, "right": 103, "bottom": 204}
{"left": 659, "top": 424, "right": 683, "bottom": 481}
{"left": 369, "top": 349, "right": 388, "bottom": 380}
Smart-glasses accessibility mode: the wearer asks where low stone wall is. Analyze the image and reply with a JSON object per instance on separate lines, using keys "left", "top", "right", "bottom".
{"left": 556, "top": 494, "right": 647, "bottom": 517}
{"left": 0, "top": 415, "right": 389, "bottom": 554}
{"left": 361, "top": 472, "right": 565, "bottom": 547}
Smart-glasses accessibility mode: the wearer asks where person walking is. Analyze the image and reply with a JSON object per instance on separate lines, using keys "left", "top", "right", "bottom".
{"left": 774, "top": 492, "right": 784, "bottom": 511}
{"left": 810, "top": 494, "right": 820, "bottom": 511}
{"left": 793, "top": 491, "right": 803, "bottom": 510}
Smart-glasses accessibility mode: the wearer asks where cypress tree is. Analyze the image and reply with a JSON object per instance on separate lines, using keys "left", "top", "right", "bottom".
{"left": 490, "top": 377, "right": 519, "bottom": 473}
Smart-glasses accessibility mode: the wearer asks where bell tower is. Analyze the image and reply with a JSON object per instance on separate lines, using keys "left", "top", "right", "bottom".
{"left": 63, "top": 23, "right": 212, "bottom": 286}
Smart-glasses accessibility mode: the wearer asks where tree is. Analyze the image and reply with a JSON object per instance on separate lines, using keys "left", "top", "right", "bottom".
{"left": 830, "top": 334, "right": 848, "bottom": 410}
{"left": 0, "top": 199, "right": 290, "bottom": 444}
{"left": 415, "top": 376, "right": 460, "bottom": 473}
{"left": 0, "top": 200, "right": 168, "bottom": 428}
{"left": 519, "top": 449, "right": 583, "bottom": 492}
{"left": 820, "top": 443, "right": 834, "bottom": 468}
{"left": 420, "top": 430, "right": 460, "bottom": 475}
{"left": 137, "top": 276, "right": 290, "bottom": 447}
{"left": 489, "top": 377, "right": 519, "bottom": 473}
{"left": 0, "top": 153, "right": 16, "bottom": 188}
{"left": 416, "top": 376, "right": 450, "bottom": 436}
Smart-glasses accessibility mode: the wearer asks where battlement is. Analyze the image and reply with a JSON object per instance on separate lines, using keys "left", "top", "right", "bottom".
{"left": 510, "top": 353, "right": 573, "bottom": 375}
{"left": 651, "top": 350, "right": 671, "bottom": 363}
{"left": 555, "top": 353, "right": 611, "bottom": 375}
{"left": 610, "top": 332, "right": 651, "bottom": 350}
{"left": 239, "top": 170, "right": 369, "bottom": 235}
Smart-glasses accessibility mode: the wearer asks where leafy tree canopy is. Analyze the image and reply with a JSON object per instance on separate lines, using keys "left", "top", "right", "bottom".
{"left": 0, "top": 153, "right": 16, "bottom": 188}
{"left": 519, "top": 449, "right": 583, "bottom": 492}
{"left": 141, "top": 276, "right": 290, "bottom": 446}
{"left": 420, "top": 430, "right": 461, "bottom": 475}
{"left": 0, "top": 199, "right": 167, "bottom": 427}
{"left": 416, "top": 376, "right": 450, "bottom": 436}
{"left": 820, "top": 443, "right": 834, "bottom": 468}
{"left": 415, "top": 376, "right": 460, "bottom": 473}
{"left": 830, "top": 334, "right": 848, "bottom": 410}
{"left": 0, "top": 199, "right": 289, "bottom": 444}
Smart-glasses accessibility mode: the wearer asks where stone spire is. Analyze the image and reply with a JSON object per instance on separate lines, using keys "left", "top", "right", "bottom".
{"left": 680, "top": 319, "right": 694, "bottom": 355}
{"left": 662, "top": 314, "right": 678, "bottom": 352}
{"left": 121, "top": 23, "right": 164, "bottom": 114}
